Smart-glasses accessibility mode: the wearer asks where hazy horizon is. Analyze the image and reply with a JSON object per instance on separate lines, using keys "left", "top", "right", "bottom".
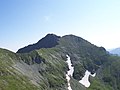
{"left": 1, "top": 0, "right": 120, "bottom": 52}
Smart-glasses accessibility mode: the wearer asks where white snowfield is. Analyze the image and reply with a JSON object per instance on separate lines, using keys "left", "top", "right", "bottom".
{"left": 66, "top": 55, "right": 74, "bottom": 90}
{"left": 66, "top": 55, "right": 74, "bottom": 76}
{"left": 79, "top": 70, "right": 96, "bottom": 87}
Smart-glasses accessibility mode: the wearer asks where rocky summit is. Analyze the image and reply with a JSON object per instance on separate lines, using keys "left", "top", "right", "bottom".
{"left": 0, "top": 34, "right": 120, "bottom": 90}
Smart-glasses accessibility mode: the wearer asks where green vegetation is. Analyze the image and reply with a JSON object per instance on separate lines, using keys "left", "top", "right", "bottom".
{"left": 37, "top": 48, "right": 68, "bottom": 90}
{"left": 0, "top": 48, "right": 39, "bottom": 90}
{"left": 88, "top": 77, "right": 111, "bottom": 90}
{"left": 70, "top": 77, "right": 86, "bottom": 90}
{"left": 58, "top": 35, "right": 109, "bottom": 80}
{"left": 1, "top": 34, "right": 120, "bottom": 90}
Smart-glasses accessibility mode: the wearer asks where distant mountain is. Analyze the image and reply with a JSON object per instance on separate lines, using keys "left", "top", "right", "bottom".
{"left": 109, "top": 48, "right": 120, "bottom": 56}
{"left": 1, "top": 34, "right": 120, "bottom": 90}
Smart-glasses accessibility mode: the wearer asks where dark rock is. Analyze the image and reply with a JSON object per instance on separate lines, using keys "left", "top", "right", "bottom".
{"left": 17, "top": 34, "right": 61, "bottom": 53}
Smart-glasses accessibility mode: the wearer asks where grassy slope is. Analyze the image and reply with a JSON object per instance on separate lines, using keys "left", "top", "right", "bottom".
{"left": 0, "top": 48, "right": 39, "bottom": 90}
{"left": 15, "top": 48, "right": 68, "bottom": 90}
{"left": 87, "top": 55, "right": 120, "bottom": 90}
{"left": 58, "top": 35, "right": 120, "bottom": 90}
{"left": 36, "top": 48, "right": 68, "bottom": 90}
{"left": 0, "top": 48, "right": 68, "bottom": 90}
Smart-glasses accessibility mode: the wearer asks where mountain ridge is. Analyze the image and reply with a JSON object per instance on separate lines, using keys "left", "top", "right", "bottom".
{"left": 0, "top": 34, "right": 120, "bottom": 90}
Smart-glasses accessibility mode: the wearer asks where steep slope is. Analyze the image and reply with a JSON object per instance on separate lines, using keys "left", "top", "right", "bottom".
{"left": 58, "top": 35, "right": 109, "bottom": 79}
{"left": 17, "top": 48, "right": 68, "bottom": 90}
{"left": 1, "top": 34, "right": 120, "bottom": 90}
{"left": 0, "top": 48, "right": 39, "bottom": 90}
{"left": 0, "top": 48, "right": 68, "bottom": 90}
{"left": 88, "top": 55, "right": 120, "bottom": 90}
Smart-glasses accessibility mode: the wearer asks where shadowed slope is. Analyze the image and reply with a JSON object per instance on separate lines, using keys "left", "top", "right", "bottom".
{"left": 17, "top": 34, "right": 61, "bottom": 53}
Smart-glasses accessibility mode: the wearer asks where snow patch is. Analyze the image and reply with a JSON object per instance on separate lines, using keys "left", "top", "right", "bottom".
{"left": 66, "top": 55, "right": 74, "bottom": 76}
{"left": 91, "top": 72, "right": 96, "bottom": 77}
{"left": 79, "top": 70, "right": 96, "bottom": 88}
{"left": 66, "top": 55, "right": 74, "bottom": 90}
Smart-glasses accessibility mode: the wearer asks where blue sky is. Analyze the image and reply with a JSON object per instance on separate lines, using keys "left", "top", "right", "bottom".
{"left": 0, "top": 0, "right": 120, "bottom": 52}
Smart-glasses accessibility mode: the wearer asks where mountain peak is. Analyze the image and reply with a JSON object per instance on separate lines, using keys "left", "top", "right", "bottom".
{"left": 17, "top": 34, "right": 61, "bottom": 53}
{"left": 45, "top": 33, "right": 60, "bottom": 37}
